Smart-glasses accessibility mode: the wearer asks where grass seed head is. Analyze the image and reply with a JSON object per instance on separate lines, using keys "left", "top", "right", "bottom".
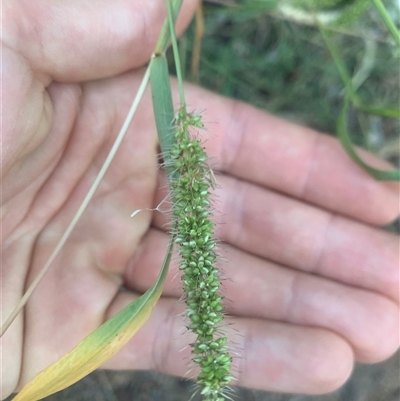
{"left": 170, "top": 107, "right": 232, "bottom": 400}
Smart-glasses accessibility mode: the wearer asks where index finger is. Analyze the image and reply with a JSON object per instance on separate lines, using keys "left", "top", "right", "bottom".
{"left": 180, "top": 83, "right": 399, "bottom": 226}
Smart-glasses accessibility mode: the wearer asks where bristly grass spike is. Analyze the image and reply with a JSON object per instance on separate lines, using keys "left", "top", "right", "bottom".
{"left": 152, "top": 2, "right": 234, "bottom": 399}
{"left": 168, "top": 106, "right": 232, "bottom": 400}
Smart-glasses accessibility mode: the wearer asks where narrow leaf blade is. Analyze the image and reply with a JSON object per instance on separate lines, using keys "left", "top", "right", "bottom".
{"left": 154, "top": 0, "right": 183, "bottom": 54}
{"left": 150, "top": 54, "right": 177, "bottom": 181}
{"left": 371, "top": 0, "right": 400, "bottom": 48}
{"left": 337, "top": 96, "right": 400, "bottom": 181}
{"left": 354, "top": 101, "right": 400, "bottom": 118}
{"left": 13, "top": 241, "right": 173, "bottom": 401}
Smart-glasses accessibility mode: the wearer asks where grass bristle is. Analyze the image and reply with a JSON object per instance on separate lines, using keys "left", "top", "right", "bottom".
{"left": 170, "top": 106, "right": 232, "bottom": 400}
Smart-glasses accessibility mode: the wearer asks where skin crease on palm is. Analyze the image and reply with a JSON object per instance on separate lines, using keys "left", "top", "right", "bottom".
{"left": 1, "top": 0, "right": 399, "bottom": 399}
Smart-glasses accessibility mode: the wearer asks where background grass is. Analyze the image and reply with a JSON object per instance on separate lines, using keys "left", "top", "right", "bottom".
{"left": 175, "top": 0, "right": 399, "bottom": 159}
{"left": 7, "top": 1, "right": 399, "bottom": 400}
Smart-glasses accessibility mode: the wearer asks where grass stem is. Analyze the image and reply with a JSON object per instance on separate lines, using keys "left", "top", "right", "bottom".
{"left": 371, "top": 0, "right": 400, "bottom": 47}
{"left": 167, "top": 0, "right": 186, "bottom": 106}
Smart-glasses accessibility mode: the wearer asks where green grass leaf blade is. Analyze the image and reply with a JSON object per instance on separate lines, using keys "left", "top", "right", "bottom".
{"left": 338, "top": 96, "right": 400, "bottom": 181}
{"left": 371, "top": 0, "right": 400, "bottom": 48}
{"left": 320, "top": 19, "right": 399, "bottom": 181}
{"left": 354, "top": 101, "right": 400, "bottom": 118}
{"left": 150, "top": 54, "right": 177, "bottom": 182}
{"left": 167, "top": 0, "right": 186, "bottom": 106}
{"left": 154, "top": 0, "right": 183, "bottom": 54}
{"left": 318, "top": 21, "right": 355, "bottom": 97}
{"left": 12, "top": 240, "right": 174, "bottom": 401}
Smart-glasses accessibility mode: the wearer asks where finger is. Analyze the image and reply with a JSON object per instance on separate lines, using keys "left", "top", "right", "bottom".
{"left": 103, "top": 293, "right": 354, "bottom": 395}
{"left": 4, "top": 0, "right": 198, "bottom": 81}
{"left": 152, "top": 172, "right": 400, "bottom": 303}
{"left": 177, "top": 83, "right": 399, "bottom": 226}
{"left": 125, "top": 228, "right": 399, "bottom": 363}
{"left": 216, "top": 175, "right": 400, "bottom": 303}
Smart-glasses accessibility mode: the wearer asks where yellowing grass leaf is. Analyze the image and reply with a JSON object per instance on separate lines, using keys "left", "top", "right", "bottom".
{"left": 13, "top": 241, "right": 173, "bottom": 401}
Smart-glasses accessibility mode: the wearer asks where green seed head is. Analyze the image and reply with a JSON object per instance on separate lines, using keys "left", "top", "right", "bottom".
{"left": 170, "top": 109, "right": 231, "bottom": 400}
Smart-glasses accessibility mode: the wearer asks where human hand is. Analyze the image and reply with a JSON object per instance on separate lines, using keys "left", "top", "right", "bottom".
{"left": 2, "top": 1, "right": 398, "bottom": 399}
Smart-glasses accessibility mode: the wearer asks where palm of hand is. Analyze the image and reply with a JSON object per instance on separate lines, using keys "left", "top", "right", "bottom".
{"left": 1, "top": 1, "right": 399, "bottom": 399}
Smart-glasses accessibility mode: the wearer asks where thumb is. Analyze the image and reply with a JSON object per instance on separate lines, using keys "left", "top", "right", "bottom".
{"left": 1, "top": 0, "right": 197, "bottom": 199}
{"left": 3, "top": 0, "right": 198, "bottom": 82}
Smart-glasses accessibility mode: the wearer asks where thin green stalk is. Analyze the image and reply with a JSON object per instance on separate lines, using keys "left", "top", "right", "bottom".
{"left": 371, "top": 0, "right": 400, "bottom": 47}
{"left": 150, "top": 6, "right": 233, "bottom": 398}
{"left": 167, "top": 0, "right": 186, "bottom": 106}
{"left": 318, "top": 21, "right": 356, "bottom": 98}
{"left": 319, "top": 19, "right": 400, "bottom": 119}
{"left": 1, "top": 67, "right": 151, "bottom": 337}
{"left": 318, "top": 18, "right": 400, "bottom": 182}
{"left": 154, "top": 0, "right": 184, "bottom": 54}
{"left": 338, "top": 96, "right": 400, "bottom": 181}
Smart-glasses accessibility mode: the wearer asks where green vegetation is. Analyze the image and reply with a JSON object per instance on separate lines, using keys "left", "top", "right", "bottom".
{"left": 172, "top": 0, "right": 399, "bottom": 166}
